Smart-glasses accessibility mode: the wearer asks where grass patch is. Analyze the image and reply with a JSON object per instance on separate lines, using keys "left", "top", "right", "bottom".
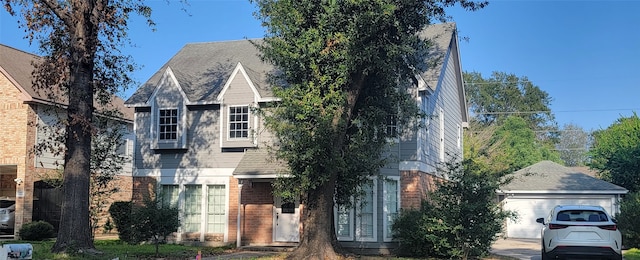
{"left": 624, "top": 248, "right": 640, "bottom": 260}
{"left": 5, "top": 239, "right": 231, "bottom": 260}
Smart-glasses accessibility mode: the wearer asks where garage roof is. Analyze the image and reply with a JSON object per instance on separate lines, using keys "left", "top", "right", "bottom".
{"left": 500, "top": 161, "right": 628, "bottom": 194}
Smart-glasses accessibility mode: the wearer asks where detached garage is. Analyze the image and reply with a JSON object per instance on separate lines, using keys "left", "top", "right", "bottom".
{"left": 499, "top": 161, "right": 628, "bottom": 239}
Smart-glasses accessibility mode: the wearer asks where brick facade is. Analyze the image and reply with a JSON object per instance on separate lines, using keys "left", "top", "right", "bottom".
{"left": 2, "top": 71, "right": 135, "bottom": 237}
{"left": 400, "top": 170, "right": 439, "bottom": 209}
{"left": 131, "top": 176, "right": 244, "bottom": 244}
{"left": 0, "top": 72, "right": 35, "bottom": 235}
{"left": 239, "top": 181, "right": 274, "bottom": 245}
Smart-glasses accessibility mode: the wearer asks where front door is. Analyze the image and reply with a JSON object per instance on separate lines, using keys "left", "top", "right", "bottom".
{"left": 273, "top": 196, "right": 299, "bottom": 242}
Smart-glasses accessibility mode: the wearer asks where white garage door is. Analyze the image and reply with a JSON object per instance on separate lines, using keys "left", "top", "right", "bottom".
{"left": 502, "top": 196, "right": 615, "bottom": 239}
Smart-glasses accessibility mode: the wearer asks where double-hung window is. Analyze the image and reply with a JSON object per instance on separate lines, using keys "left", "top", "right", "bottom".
{"left": 159, "top": 109, "right": 178, "bottom": 141}
{"left": 229, "top": 106, "right": 249, "bottom": 139}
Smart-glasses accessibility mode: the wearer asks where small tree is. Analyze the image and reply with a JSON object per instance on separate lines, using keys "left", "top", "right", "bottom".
{"left": 134, "top": 197, "right": 180, "bottom": 256}
{"left": 392, "top": 159, "right": 515, "bottom": 259}
{"left": 108, "top": 199, "right": 179, "bottom": 256}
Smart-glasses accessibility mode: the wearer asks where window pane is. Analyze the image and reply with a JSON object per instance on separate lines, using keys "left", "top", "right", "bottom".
{"left": 359, "top": 182, "right": 374, "bottom": 238}
{"left": 228, "top": 106, "right": 249, "bottom": 139}
{"left": 162, "top": 185, "right": 179, "bottom": 208}
{"left": 336, "top": 205, "right": 351, "bottom": 237}
{"left": 384, "top": 179, "right": 398, "bottom": 239}
{"left": 158, "top": 109, "right": 178, "bottom": 141}
{"left": 184, "top": 185, "right": 202, "bottom": 232}
{"left": 207, "top": 185, "right": 226, "bottom": 233}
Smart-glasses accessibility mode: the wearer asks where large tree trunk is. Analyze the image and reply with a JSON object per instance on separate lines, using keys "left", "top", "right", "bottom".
{"left": 51, "top": 0, "right": 97, "bottom": 253}
{"left": 288, "top": 172, "right": 342, "bottom": 260}
{"left": 288, "top": 76, "right": 365, "bottom": 259}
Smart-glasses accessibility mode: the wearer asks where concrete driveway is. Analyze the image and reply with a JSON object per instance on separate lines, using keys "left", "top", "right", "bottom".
{"left": 491, "top": 238, "right": 541, "bottom": 260}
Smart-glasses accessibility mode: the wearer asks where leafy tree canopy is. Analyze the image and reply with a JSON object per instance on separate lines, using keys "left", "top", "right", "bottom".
{"left": 588, "top": 113, "right": 640, "bottom": 192}
{"left": 252, "top": 0, "right": 486, "bottom": 258}
{"left": 465, "top": 116, "right": 561, "bottom": 173}
{"left": 3, "top": 0, "right": 154, "bottom": 253}
{"left": 556, "top": 123, "right": 590, "bottom": 167}
{"left": 464, "top": 71, "right": 556, "bottom": 131}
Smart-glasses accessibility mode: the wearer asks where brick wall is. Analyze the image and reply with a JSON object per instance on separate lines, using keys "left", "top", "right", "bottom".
{"left": 240, "top": 181, "right": 273, "bottom": 245}
{"left": 93, "top": 175, "right": 133, "bottom": 234}
{"left": 132, "top": 176, "right": 157, "bottom": 203}
{"left": 0, "top": 72, "right": 34, "bottom": 235}
{"left": 400, "top": 170, "right": 439, "bottom": 209}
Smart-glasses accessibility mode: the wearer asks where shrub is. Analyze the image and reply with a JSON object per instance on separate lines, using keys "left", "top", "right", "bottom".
{"left": 617, "top": 191, "right": 640, "bottom": 248}
{"left": 108, "top": 201, "right": 135, "bottom": 243}
{"left": 133, "top": 198, "right": 180, "bottom": 256}
{"left": 392, "top": 201, "right": 453, "bottom": 258}
{"left": 392, "top": 159, "right": 515, "bottom": 259}
{"left": 108, "top": 199, "right": 179, "bottom": 256}
{"left": 19, "top": 221, "right": 55, "bottom": 241}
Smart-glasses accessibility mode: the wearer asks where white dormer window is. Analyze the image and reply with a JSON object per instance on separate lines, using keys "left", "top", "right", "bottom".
{"left": 159, "top": 109, "right": 178, "bottom": 140}
{"left": 151, "top": 106, "right": 186, "bottom": 150}
{"left": 229, "top": 106, "right": 249, "bottom": 139}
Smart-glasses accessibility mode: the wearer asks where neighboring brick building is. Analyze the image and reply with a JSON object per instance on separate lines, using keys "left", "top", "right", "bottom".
{"left": 0, "top": 44, "right": 134, "bottom": 236}
{"left": 125, "top": 23, "right": 467, "bottom": 252}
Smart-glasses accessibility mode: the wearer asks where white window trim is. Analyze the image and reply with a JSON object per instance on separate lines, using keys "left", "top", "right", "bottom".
{"left": 383, "top": 176, "right": 401, "bottom": 242}
{"left": 227, "top": 105, "right": 251, "bottom": 141}
{"left": 150, "top": 104, "right": 187, "bottom": 149}
{"left": 334, "top": 199, "right": 355, "bottom": 241}
{"left": 355, "top": 180, "right": 377, "bottom": 242}
{"left": 205, "top": 184, "right": 229, "bottom": 235}
{"left": 457, "top": 123, "right": 461, "bottom": 149}
{"left": 439, "top": 107, "right": 445, "bottom": 162}
{"left": 157, "top": 108, "right": 179, "bottom": 142}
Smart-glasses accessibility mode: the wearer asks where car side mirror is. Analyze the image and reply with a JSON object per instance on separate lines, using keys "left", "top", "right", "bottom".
{"left": 612, "top": 218, "right": 617, "bottom": 224}
{"left": 536, "top": 217, "right": 545, "bottom": 225}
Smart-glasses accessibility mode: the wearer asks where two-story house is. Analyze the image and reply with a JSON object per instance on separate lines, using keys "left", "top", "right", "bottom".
{"left": 124, "top": 22, "right": 467, "bottom": 252}
{"left": 0, "top": 44, "right": 135, "bottom": 235}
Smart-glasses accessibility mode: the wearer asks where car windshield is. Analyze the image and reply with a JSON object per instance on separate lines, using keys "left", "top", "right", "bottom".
{"left": 556, "top": 210, "right": 608, "bottom": 222}
{"left": 0, "top": 200, "right": 15, "bottom": 208}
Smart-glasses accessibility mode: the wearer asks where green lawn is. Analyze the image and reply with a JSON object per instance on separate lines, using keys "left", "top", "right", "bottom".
{"left": 6, "top": 239, "right": 529, "bottom": 260}
{"left": 9, "top": 239, "right": 231, "bottom": 260}
{"left": 624, "top": 248, "right": 640, "bottom": 260}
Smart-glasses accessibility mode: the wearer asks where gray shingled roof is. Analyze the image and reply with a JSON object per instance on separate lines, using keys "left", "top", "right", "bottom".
{"left": 501, "top": 161, "right": 628, "bottom": 193}
{"left": 126, "top": 24, "right": 458, "bottom": 106}
{"left": 0, "top": 44, "right": 133, "bottom": 120}
{"left": 125, "top": 39, "right": 273, "bottom": 106}
{"left": 233, "top": 148, "right": 288, "bottom": 178}
{"left": 418, "top": 22, "right": 456, "bottom": 91}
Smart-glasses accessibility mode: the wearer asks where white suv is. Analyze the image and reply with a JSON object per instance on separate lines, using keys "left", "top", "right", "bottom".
{"left": 536, "top": 205, "right": 622, "bottom": 260}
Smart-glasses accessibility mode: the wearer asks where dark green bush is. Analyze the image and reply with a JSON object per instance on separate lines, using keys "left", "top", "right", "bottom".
{"left": 108, "top": 201, "right": 135, "bottom": 243}
{"left": 19, "top": 221, "right": 55, "bottom": 241}
{"left": 392, "top": 201, "right": 453, "bottom": 258}
{"left": 392, "top": 160, "right": 515, "bottom": 259}
{"left": 108, "top": 199, "right": 179, "bottom": 256}
{"left": 616, "top": 192, "right": 640, "bottom": 248}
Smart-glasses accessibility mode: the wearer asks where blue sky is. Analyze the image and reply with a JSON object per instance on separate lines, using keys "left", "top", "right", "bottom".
{"left": 1, "top": 0, "right": 639, "bottom": 131}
